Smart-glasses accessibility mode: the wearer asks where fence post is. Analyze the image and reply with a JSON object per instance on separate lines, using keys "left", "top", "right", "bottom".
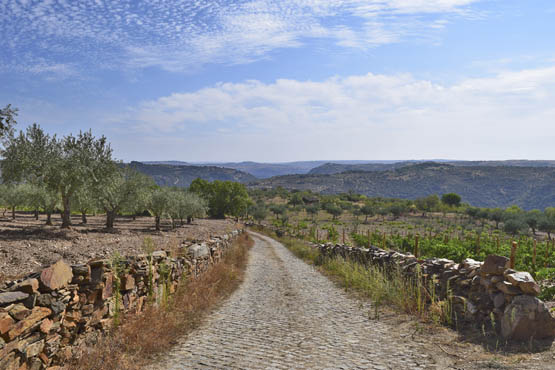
{"left": 533, "top": 239, "right": 537, "bottom": 266}
{"left": 414, "top": 234, "right": 419, "bottom": 259}
{"left": 509, "top": 241, "right": 518, "bottom": 269}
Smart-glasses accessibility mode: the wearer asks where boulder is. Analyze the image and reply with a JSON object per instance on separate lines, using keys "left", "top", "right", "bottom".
{"left": 505, "top": 271, "right": 541, "bottom": 296}
{"left": 40, "top": 260, "right": 73, "bottom": 291}
{"left": 495, "top": 281, "right": 521, "bottom": 295}
{"left": 480, "top": 255, "right": 509, "bottom": 276}
{"left": 501, "top": 295, "right": 555, "bottom": 340}
{"left": 0, "top": 291, "right": 29, "bottom": 306}
{"left": 187, "top": 244, "right": 210, "bottom": 259}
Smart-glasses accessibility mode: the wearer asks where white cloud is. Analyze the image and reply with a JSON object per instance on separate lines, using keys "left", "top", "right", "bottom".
{"left": 110, "top": 66, "right": 555, "bottom": 161}
{"left": 0, "top": 0, "right": 485, "bottom": 73}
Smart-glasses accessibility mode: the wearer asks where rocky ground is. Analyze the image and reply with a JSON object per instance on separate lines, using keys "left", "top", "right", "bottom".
{"left": 152, "top": 232, "right": 554, "bottom": 370}
{"left": 0, "top": 212, "right": 240, "bottom": 283}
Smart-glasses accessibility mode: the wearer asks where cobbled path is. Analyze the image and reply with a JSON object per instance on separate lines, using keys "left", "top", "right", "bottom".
{"left": 152, "top": 232, "right": 442, "bottom": 369}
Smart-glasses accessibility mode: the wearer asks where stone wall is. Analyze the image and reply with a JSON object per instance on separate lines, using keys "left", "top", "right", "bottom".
{"left": 316, "top": 242, "right": 555, "bottom": 341}
{"left": 0, "top": 229, "right": 243, "bottom": 370}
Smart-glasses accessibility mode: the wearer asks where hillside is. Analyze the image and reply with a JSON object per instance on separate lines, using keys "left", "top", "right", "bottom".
{"left": 129, "top": 161, "right": 256, "bottom": 187}
{"left": 252, "top": 163, "right": 555, "bottom": 209}
{"left": 308, "top": 160, "right": 555, "bottom": 175}
{"left": 142, "top": 160, "right": 403, "bottom": 178}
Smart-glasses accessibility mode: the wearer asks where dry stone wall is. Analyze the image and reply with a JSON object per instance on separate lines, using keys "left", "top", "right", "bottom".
{"left": 316, "top": 242, "right": 555, "bottom": 341}
{"left": 0, "top": 229, "right": 243, "bottom": 370}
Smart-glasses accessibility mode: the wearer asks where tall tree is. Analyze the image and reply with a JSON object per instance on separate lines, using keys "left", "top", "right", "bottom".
{"left": 0, "top": 104, "right": 18, "bottom": 147}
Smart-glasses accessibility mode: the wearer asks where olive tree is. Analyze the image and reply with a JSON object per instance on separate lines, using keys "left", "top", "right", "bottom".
{"left": 147, "top": 187, "right": 172, "bottom": 231}
{"left": 95, "top": 167, "right": 155, "bottom": 229}
{"left": 73, "top": 186, "right": 97, "bottom": 224}
{"left": 2, "top": 125, "right": 114, "bottom": 228}
{"left": 169, "top": 190, "right": 207, "bottom": 227}
{"left": 2, "top": 184, "right": 27, "bottom": 219}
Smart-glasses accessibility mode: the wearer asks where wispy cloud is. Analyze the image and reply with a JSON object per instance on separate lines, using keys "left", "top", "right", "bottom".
{"left": 0, "top": 0, "right": 485, "bottom": 73}
{"left": 109, "top": 65, "right": 555, "bottom": 161}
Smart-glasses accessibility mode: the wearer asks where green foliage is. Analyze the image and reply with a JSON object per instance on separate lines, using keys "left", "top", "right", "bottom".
{"left": 147, "top": 187, "right": 172, "bottom": 231}
{"left": 1, "top": 125, "right": 114, "bottom": 228}
{"left": 189, "top": 178, "right": 250, "bottom": 219}
{"left": 168, "top": 190, "right": 207, "bottom": 226}
{"left": 0, "top": 104, "right": 17, "bottom": 146}
{"left": 441, "top": 193, "right": 461, "bottom": 207}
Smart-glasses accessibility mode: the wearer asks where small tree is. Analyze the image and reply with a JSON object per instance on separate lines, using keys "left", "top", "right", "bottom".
{"left": 360, "top": 204, "right": 375, "bottom": 223}
{"left": 539, "top": 210, "right": 555, "bottom": 240}
{"left": 441, "top": 193, "right": 461, "bottom": 208}
{"left": 524, "top": 209, "right": 542, "bottom": 235}
{"left": 503, "top": 216, "right": 527, "bottom": 236}
{"left": 252, "top": 204, "right": 268, "bottom": 225}
{"left": 73, "top": 186, "right": 96, "bottom": 224}
{"left": 488, "top": 208, "right": 504, "bottom": 229}
{"left": 305, "top": 204, "right": 319, "bottom": 221}
{"left": 326, "top": 204, "right": 342, "bottom": 220}
{"left": 2, "top": 184, "right": 26, "bottom": 219}
{"left": 147, "top": 187, "right": 172, "bottom": 231}
{"left": 269, "top": 204, "right": 287, "bottom": 220}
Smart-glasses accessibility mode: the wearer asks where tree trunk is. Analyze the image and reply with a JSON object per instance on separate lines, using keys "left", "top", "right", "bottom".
{"left": 46, "top": 212, "right": 52, "bottom": 226}
{"left": 155, "top": 216, "right": 161, "bottom": 231}
{"left": 106, "top": 210, "right": 115, "bottom": 229}
{"left": 187, "top": 216, "right": 192, "bottom": 224}
{"left": 34, "top": 209, "right": 39, "bottom": 220}
{"left": 81, "top": 212, "right": 87, "bottom": 224}
{"left": 61, "top": 196, "right": 71, "bottom": 228}
{"left": 12, "top": 206, "right": 15, "bottom": 220}
{"left": 132, "top": 214, "right": 137, "bottom": 221}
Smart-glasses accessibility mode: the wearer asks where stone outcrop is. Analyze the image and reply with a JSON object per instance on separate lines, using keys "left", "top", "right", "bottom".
{"left": 0, "top": 229, "right": 243, "bottom": 369}
{"left": 315, "top": 242, "right": 555, "bottom": 342}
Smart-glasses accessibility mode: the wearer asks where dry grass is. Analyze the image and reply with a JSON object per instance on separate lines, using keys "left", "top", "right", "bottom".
{"left": 72, "top": 233, "right": 253, "bottom": 370}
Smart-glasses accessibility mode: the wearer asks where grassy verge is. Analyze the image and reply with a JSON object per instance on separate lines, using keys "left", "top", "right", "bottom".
{"left": 73, "top": 233, "right": 253, "bottom": 370}
{"left": 254, "top": 227, "right": 446, "bottom": 323}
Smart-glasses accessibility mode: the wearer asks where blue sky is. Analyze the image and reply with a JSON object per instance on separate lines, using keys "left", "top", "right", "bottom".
{"left": 1, "top": 0, "right": 555, "bottom": 162}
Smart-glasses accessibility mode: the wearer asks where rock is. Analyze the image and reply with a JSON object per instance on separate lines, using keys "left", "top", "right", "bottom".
{"left": 495, "top": 281, "right": 521, "bottom": 295}
{"left": 40, "top": 318, "right": 53, "bottom": 334}
{"left": 501, "top": 295, "right": 555, "bottom": 340}
{"left": 187, "top": 244, "right": 210, "bottom": 259}
{"left": 10, "top": 279, "right": 39, "bottom": 295}
{"left": 40, "top": 260, "right": 73, "bottom": 291}
{"left": 8, "top": 304, "right": 31, "bottom": 321}
{"left": 0, "top": 312, "right": 15, "bottom": 336}
{"left": 121, "top": 275, "right": 135, "bottom": 291}
{"left": 480, "top": 255, "right": 509, "bottom": 276}
{"left": 493, "top": 293, "right": 505, "bottom": 308}
{"left": 7, "top": 306, "right": 52, "bottom": 340}
{"left": 490, "top": 275, "right": 504, "bottom": 284}
{"left": 462, "top": 258, "right": 482, "bottom": 269}
{"left": 36, "top": 294, "right": 66, "bottom": 316}
{"left": 0, "top": 292, "right": 29, "bottom": 306}
{"left": 71, "top": 264, "right": 90, "bottom": 276}
{"left": 505, "top": 271, "right": 541, "bottom": 296}
{"left": 0, "top": 351, "right": 19, "bottom": 370}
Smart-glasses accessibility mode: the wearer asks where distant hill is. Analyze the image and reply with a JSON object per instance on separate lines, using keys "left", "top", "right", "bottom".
{"left": 308, "top": 160, "right": 555, "bottom": 175}
{"left": 142, "top": 160, "right": 401, "bottom": 178}
{"left": 252, "top": 162, "right": 555, "bottom": 210}
{"left": 129, "top": 161, "right": 256, "bottom": 187}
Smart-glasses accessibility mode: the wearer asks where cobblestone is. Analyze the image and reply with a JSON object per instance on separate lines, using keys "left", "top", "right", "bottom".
{"left": 152, "top": 232, "right": 448, "bottom": 369}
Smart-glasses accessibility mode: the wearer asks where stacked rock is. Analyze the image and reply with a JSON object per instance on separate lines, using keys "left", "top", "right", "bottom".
{"left": 313, "top": 242, "right": 555, "bottom": 341}
{"left": 0, "top": 229, "right": 243, "bottom": 370}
